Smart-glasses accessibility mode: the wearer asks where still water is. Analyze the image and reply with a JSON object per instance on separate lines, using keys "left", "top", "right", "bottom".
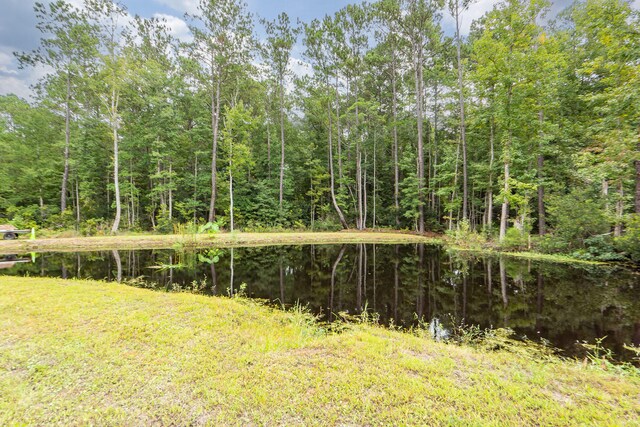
{"left": 1, "top": 244, "right": 639, "bottom": 361}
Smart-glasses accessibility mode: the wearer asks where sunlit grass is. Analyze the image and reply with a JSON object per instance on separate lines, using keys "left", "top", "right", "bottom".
{"left": 0, "top": 231, "right": 441, "bottom": 254}
{"left": 1, "top": 276, "right": 638, "bottom": 425}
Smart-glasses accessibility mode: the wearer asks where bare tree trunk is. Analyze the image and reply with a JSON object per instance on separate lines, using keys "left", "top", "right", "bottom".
{"left": 537, "top": 111, "right": 546, "bottom": 235}
{"left": 279, "top": 80, "right": 285, "bottom": 210}
{"left": 168, "top": 162, "right": 173, "bottom": 222}
{"left": 328, "top": 96, "right": 348, "bottom": 229}
{"left": 335, "top": 74, "right": 344, "bottom": 187}
{"left": 111, "top": 87, "right": 121, "bottom": 234}
{"left": 266, "top": 115, "right": 271, "bottom": 179}
{"left": 392, "top": 52, "right": 400, "bottom": 227}
{"left": 499, "top": 86, "right": 513, "bottom": 242}
{"left": 355, "top": 80, "right": 364, "bottom": 230}
{"left": 486, "top": 118, "right": 495, "bottom": 229}
{"left": 373, "top": 130, "right": 377, "bottom": 228}
{"left": 415, "top": 49, "right": 425, "bottom": 233}
{"left": 432, "top": 82, "right": 440, "bottom": 212}
{"left": 636, "top": 129, "right": 640, "bottom": 214}
{"left": 75, "top": 177, "right": 80, "bottom": 227}
{"left": 229, "top": 138, "right": 234, "bottom": 232}
{"left": 454, "top": 3, "right": 468, "bottom": 221}
{"left": 61, "top": 70, "right": 71, "bottom": 212}
{"left": 614, "top": 180, "right": 624, "bottom": 237}
{"left": 208, "top": 78, "right": 221, "bottom": 223}
{"left": 499, "top": 161, "right": 510, "bottom": 241}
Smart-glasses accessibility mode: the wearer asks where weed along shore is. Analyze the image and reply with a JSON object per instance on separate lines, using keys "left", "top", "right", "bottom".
{"left": 1, "top": 276, "right": 639, "bottom": 425}
{"left": 0, "top": 231, "right": 440, "bottom": 254}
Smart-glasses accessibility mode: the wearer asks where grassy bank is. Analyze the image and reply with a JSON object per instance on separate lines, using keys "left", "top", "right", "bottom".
{"left": 0, "top": 231, "right": 441, "bottom": 254}
{"left": 0, "top": 230, "right": 611, "bottom": 266}
{"left": 1, "top": 276, "right": 638, "bottom": 425}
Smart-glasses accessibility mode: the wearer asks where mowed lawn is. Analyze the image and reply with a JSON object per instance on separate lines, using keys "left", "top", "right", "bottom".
{"left": 1, "top": 276, "right": 638, "bottom": 426}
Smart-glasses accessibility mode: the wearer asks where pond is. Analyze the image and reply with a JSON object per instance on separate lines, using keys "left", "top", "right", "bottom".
{"left": 1, "top": 244, "right": 639, "bottom": 362}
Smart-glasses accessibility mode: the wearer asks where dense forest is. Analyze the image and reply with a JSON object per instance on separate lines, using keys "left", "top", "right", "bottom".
{"left": 0, "top": 0, "right": 638, "bottom": 259}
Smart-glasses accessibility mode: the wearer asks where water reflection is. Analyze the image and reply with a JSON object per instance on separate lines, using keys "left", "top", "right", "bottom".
{"left": 1, "top": 245, "right": 639, "bottom": 362}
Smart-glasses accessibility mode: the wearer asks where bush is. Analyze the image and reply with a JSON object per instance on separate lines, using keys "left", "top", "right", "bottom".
{"left": 615, "top": 215, "right": 640, "bottom": 263}
{"left": 547, "top": 190, "right": 609, "bottom": 248}
{"left": 445, "top": 219, "right": 486, "bottom": 250}
{"left": 80, "top": 218, "right": 110, "bottom": 236}
{"left": 500, "top": 227, "right": 528, "bottom": 251}
{"left": 532, "top": 234, "right": 569, "bottom": 254}
{"left": 154, "top": 211, "right": 173, "bottom": 234}
{"left": 571, "top": 235, "right": 626, "bottom": 262}
{"left": 312, "top": 218, "right": 341, "bottom": 232}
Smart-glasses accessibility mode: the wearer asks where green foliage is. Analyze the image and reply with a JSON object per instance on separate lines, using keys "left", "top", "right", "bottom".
{"left": 500, "top": 227, "right": 528, "bottom": 252}
{"left": 615, "top": 215, "right": 640, "bottom": 263}
{"left": 445, "top": 219, "right": 486, "bottom": 249}
{"left": 571, "top": 235, "right": 626, "bottom": 262}
{"left": 198, "top": 222, "right": 220, "bottom": 235}
{"left": 546, "top": 190, "right": 610, "bottom": 248}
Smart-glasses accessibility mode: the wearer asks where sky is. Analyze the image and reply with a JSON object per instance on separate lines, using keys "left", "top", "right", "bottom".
{"left": 0, "top": 0, "right": 637, "bottom": 100}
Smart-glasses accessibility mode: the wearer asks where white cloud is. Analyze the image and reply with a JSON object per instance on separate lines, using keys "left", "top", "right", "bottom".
{"left": 154, "top": 0, "right": 199, "bottom": 15}
{"left": 441, "top": 0, "right": 499, "bottom": 36}
{"left": 154, "top": 13, "right": 193, "bottom": 42}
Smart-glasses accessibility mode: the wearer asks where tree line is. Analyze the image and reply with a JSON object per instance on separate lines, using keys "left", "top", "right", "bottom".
{"left": 0, "top": 0, "right": 638, "bottom": 257}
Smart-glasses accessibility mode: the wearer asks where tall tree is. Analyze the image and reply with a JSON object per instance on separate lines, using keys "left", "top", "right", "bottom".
{"left": 261, "top": 13, "right": 298, "bottom": 212}
{"left": 449, "top": 0, "right": 472, "bottom": 221}
{"left": 85, "top": 0, "right": 130, "bottom": 233}
{"left": 16, "top": 0, "right": 97, "bottom": 213}
{"left": 185, "top": 0, "right": 254, "bottom": 223}
{"left": 303, "top": 18, "right": 349, "bottom": 228}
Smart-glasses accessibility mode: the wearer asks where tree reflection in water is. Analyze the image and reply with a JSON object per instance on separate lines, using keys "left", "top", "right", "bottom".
{"left": 2, "top": 245, "right": 639, "bottom": 362}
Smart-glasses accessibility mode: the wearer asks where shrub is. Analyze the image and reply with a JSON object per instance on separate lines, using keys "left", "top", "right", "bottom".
{"left": 532, "top": 234, "right": 570, "bottom": 254}
{"left": 615, "top": 215, "right": 640, "bottom": 263}
{"left": 445, "top": 219, "right": 486, "bottom": 250}
{"left": 572, "top": 235, "right": 626, "bottom": 262}
{"left": 80, "top": 218, "right": 110, "bottom": 236}
{"left": 546, "top": 190, "right": 609, "bottom": 248}
{"left": 500, "top": 227, "right": 528, "bottom": 251}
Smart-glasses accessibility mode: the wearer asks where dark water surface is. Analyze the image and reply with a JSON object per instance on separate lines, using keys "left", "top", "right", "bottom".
{"left": 2, "top": 244, "right": 639, "bottom": 362}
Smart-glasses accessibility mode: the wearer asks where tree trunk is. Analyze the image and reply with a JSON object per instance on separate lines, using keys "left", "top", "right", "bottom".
{"left": 636, "top": 129, "right": 640, "bottom": 214}
{"left": 335, "top": 74, "right": 344, "bottom": 187}
{"left": 392, "top": 48, "right": 400, "bottom": 227}
{"left": 499, "top": 161, "right": 510, "bottom": 241}
{"left": 614, "top": 180, "right": 623, "bottom": 237}
{"left": 229, "top": 137, "right": 234, "bottom": 232}
{"left": 208, "top": 78, "right": 221, "bottom": 223}
{"left": 279, "top": 80, "right": 285, "bottom": 210}
{"left": 111, "top": 88, "right": 121, "bottom": 234}
{"left": 538, "top": 111, "right": 546, "bottom": 235}
{"left": 486, "top": 118, "right": 495, "bottom": 229}
{"left": 455, "top": 3, "right": 468, "bottom": 222}
{"left": 168, "top": 162, "right": 173, "bottom": 221}
{"left": 356, "top": 83, "right": 363, "bottom": 230}
{"left": 75, "top": 177, "right": 80, "bottom": 227}
{"left": 61, "top": 70, "right": 71, "bottom": 212}
{"left": 415, "top": 49, "right": 425, "bottom": 233}
{"left": 328, "top": 95, "right": 348, "bottom": 229}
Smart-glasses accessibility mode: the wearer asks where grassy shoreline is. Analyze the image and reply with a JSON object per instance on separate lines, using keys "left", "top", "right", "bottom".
{"left": 0, "top": 230, "right": 619, "bottom": 265}
{"left": 0, "top": 231, "right": 441, "bottom": 254}
{"left": 1, "top": 276, "right": 638, "bottom": 425}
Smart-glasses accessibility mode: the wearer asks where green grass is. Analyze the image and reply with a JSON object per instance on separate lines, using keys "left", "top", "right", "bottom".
{"left": 446, "top": 245, "right": 608, "bottom": 265}
{"left": 1, "top": 276, "right": 638, "bottom": 425}
{"left": 0, "top": 231, "right": 442, "bottom": 254}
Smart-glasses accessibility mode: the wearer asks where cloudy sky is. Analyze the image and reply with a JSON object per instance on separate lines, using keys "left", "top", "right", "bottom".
{"left": 0, "top": 0, "right": 636, "bottom": 100}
